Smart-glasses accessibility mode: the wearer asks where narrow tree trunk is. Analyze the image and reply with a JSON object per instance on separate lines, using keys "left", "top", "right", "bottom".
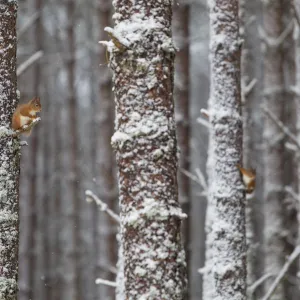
{"left": 203, "top": 0, "right": 246, "bottom": 300}
{"left": 0, "top": 1, "right": 19, "bottom": 298}
{"left": 240, "top": 0, "right": 258, "bottom": 297}
{"left": 105, "top": 0, "right": 188, "bottom": 298}
{"left": 262, "top": 1, "right": 286, "bottom": 299}
{"left": 173, "top": 2, "right": 191, "bottom": 298}
{"left": 97, "top": 1, "right": 117, "bottom": 299}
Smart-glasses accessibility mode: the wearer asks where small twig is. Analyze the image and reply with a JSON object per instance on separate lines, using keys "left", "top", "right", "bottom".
{"left": 181, "top": 168, "right": 207, "bottom": 193}
{"left": 244, "top": 78, "right": 257, "bottom": 97}
{"left": 17, "top": 51, "right": 44, "bottom": 77}
{"left": 0, "top": 118, "right": 41, "bottom": 139}
{"left": 249, "top": 273, "right": 274, "bottom": 296}
{"left": 95, "top": 278, "right": 117, "bottom": 287}
{"left": 292, "top": 1, "right": 300, "bottom": 28}
{"left": 284, "top": 186, "right": 300, "bottom": 203}
{"left": 13, "top": 118, "right": 41, "bottom": 137}
{"left": 197, "top": 117, "right": 211, "bottom": 129}
{"left": 200, "top": 108, "right": 209, "bottom": 119}
{"left": 259, "top": 21, "right": 294, "bottom": 48}
{"left": 262, "top": 105, "right": 300, "bottom": 150}
{"left": 261, "top": 246, "right": 300, "bottom": 300}
{"left": 85, "top": 190, "right": 120, "bottom": 223}
{"left": 18, "top": 12, "right": 40, "bottom": 39}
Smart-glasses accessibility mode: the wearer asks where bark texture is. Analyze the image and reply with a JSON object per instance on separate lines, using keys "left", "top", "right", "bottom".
{"left": 203, "top": 0, "right": 246, "bottom": 299}
{"left": 0, "top": 1, "right": 19, "bottom": 299}
{"left": 173, "top": 1, "right": 191, "bottom": 297}
{"left": 262, "top": 1, "right": 286, "bottom": 299}
{"left": 240, "top": 0, "right": 258, "bottom": 297}
{"left": 96, "top": 1, "right": 117, "bottom": 299}
{"left": 107, "top": 0, "right": 188, "bottom": 298}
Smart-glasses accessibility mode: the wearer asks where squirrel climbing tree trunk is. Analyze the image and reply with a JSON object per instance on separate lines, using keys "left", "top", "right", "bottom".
{"left": 202, "top": 0, "right": 247, "bottom": 299}
{"left": 103, "top": 0, "right": 188, "bottom": 298}
{"left": 0, "top": 1, "right": 19, "bottom": 299}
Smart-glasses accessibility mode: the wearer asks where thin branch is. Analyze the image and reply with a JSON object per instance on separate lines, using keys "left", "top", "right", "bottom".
{"left": 18, "top": 12, "right": 40, "bottom": 39}
{"left": 0, "top": 117, "right": 41, "bottom": 139}
{"left": 17, "top": 51, "right": 44, "bottom": 77}
{"left": 13, "top": 118, "right": 41, "bottom": 137}
{"left": 85, "top": 190, "right": 120, "bottom": 223}
{"left": 292, "top": 1, "right": 300, "bottom": 28}
{"left": 248, "top": 273, "right": 274, "bottom": 296}
{"left": 181, "top": 168, "right": 207, "bottom": 192}
{"left": 284, "top": 186, "right": 300, "bottom": 203}
{"left": 261, "top": 246, "right": 300, "bottom": 300}
{"left": 259, "top": 21, "right": 294, "bottom": 48}
{"left": 197, "top": 117, "right": 211, "bottom": 129}
{"left": 95, "top": 278, "right": 117, "bottom": 288}
{"left": 244, "top": 78, "right": 257, "bottom": 97}
{"left": 200, "top": 108, "right": 209, "bottom": 118}
{"left": 262, "top": 105, "right": 300, "bottom": 150}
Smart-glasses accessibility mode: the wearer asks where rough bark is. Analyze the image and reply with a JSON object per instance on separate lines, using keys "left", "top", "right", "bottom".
{"left": 0, "top": 1, "right": 19, "bottom": 299}
{"left": 239, "top": 0, "right": 258, "bottom": 297}
{"left": 202, "top": 0, "right": 246, "bottom": 300}
{"left": 173, "top": 1, "right": 191, "bottom": 298}
{"left": 262, "top": 1, "right": 286, "bottom": 299}
{"left": 106, "top": 0, "right": 188, "bottom": 298}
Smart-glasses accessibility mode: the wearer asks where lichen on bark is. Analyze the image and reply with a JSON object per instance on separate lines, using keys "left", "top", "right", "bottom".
{"left": 0, "top": 1, "right": 19, "bottom": 299}
{"left": 203, "top": 0, "right": 247, "bottom": 300}
{"left": 104, "top": 0, "right": 188, "bottom": 298}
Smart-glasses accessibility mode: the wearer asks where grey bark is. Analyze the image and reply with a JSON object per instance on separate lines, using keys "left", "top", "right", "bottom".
{"left": 262, "top": 1, "right": 286, "bottom": 299}
{"left": 173, "top": 1, "right": 191, "bottom": 298}
{"left": 97, "top": 1, "right": 117, "bottom": 299}
{"left": 107, "top": 0, "right": 188, "bottom": 298}
{"left": 0, "top": 1, "right": 19, "bottom": 299}
{"left": 202, "top": 0, "right": 246, "bottom": 300}
{"left": 240, "top": 0, "right": 259, "bottom": 297}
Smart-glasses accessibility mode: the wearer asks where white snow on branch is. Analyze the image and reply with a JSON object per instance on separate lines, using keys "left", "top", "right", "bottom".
{"left": 85, "top": 190, "right": 120, "bottom": 223}
{"left": 262, "top": 105, "right": 300, "bottom": 150}
{"left": 95, "top": 278, "right": 117, "bottom": 288}
{"left": 261, "top": 246, "right": 300, "bottom": 300}
{"left": 17, "top": 51, "right": 43, "bottom": 77}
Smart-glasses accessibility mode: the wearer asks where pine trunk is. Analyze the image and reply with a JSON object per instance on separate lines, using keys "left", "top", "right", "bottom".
{"left": 262, "top": 1, "right": 285, "bottom": 299}
{"left": 0, "top": 1, "right": 19, "bottom": 299}
{"left": 106, "top": 0, "right": 188, "bottom": 298}
{"left": 173, "top": 1, "right": 191, "bottom": 298}
{"left": 203, "top": 0, "right": 246, "bottom": 299}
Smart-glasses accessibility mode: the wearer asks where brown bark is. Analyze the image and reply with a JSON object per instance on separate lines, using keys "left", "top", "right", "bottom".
{"left": 262, "top": 1, "right": 286, "bottom": 299}
{"left": 107, "top": 0, "right": 188, "bottom": 298}
{"left": 173, "top": 2, "right": 190, "bottom": 298}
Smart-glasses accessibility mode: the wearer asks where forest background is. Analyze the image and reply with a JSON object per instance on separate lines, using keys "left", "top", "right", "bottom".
{"left": 12, "top": 0, "right": 300, "bottom": 299}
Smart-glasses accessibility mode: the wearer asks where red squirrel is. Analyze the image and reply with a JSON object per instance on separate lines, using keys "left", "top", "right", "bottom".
{"left": 237, "top": 164, "right": 256, "bottom": 194}
{"left": 11, "top": 97, "right": 41, "bottom": 136}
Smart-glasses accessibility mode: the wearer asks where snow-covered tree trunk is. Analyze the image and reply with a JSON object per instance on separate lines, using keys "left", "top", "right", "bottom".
{"left": 104, "top": 0, "right": 188, "bottom": 298}
{"left": 173, "top": 2, "right": 191, "bottom": 298}
{"left": 202, "top": 0, "right": 246, "bottom": 300}
{"left": 262, "top": 1, "right": 286, "bottom": 299}
{"left": 0, "top": 1, "right": 19, "bottom": 298}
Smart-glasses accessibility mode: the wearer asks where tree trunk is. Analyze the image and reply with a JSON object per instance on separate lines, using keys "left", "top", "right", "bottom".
{"left": 173, "top": 1, "right": 191, "bottom": 298}
{"left": 106, "top": 0, "right": 188, "bottom": 298}
{"left": 202, "top": 0, "right": 246, "bottom": 299}
{"left": 0, "top": 1, "right": 19, "bottom": 298}
{"left": 240, "top": 0, "right": 259, "bottom": 297}
{"left": 96, "top": 1, "right": 117, "bottom": 299}
{"left": 262, "top": 1, "right": 286, "bottom": 299}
